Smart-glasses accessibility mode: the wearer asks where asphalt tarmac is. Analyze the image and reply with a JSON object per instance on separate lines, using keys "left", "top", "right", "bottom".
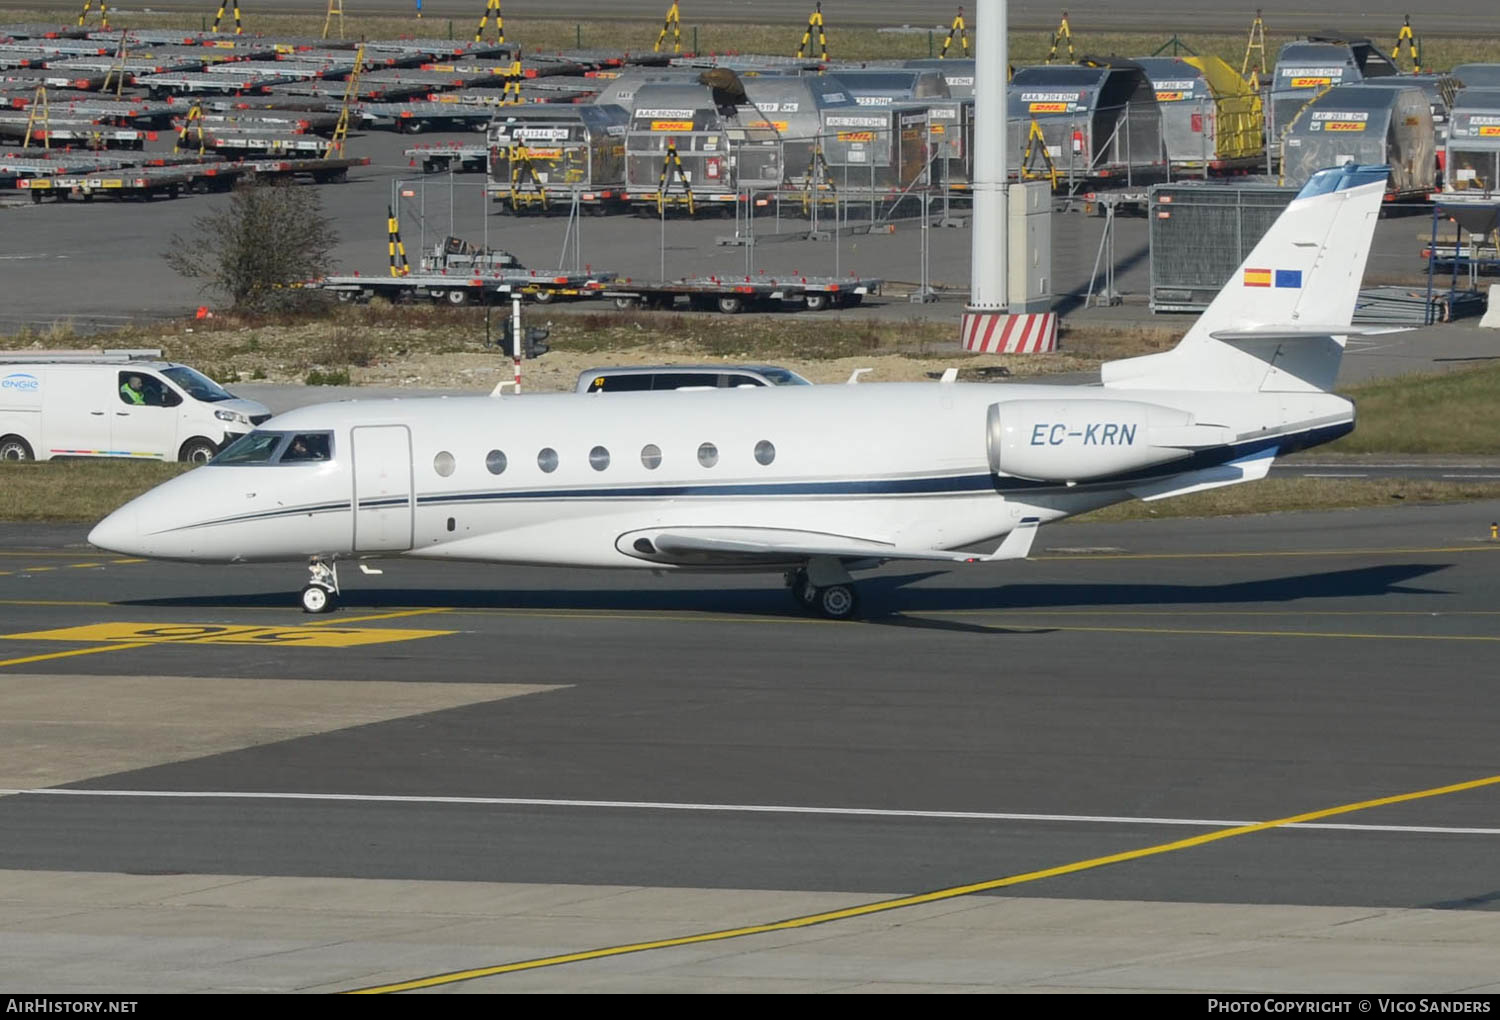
{"left": 2, "top": 501, "right": 1499, "bottom": 991}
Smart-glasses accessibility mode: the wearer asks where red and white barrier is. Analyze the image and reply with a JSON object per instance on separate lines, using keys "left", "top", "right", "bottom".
{"left": 961, "top": 312, "right": 1057, "bottom": 353}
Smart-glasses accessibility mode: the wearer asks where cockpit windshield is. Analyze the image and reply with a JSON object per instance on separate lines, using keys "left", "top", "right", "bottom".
{"left": 209, "top": 430, "right": 335, "bottom": 465}
{"left": 212, "top": 431, "right": 283, "bottom": 464}
{"left": 161, "top": 365, "right": 233, "bottom": 403}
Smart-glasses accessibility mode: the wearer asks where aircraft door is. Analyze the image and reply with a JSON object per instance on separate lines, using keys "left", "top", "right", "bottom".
{"left": 352, "top": 425, "right": 414, "bottom": 553}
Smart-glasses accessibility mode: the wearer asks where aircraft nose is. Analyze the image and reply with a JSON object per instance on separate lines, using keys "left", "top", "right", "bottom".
{"left": 88, "top": 504, "right": 141, "bottom": 556}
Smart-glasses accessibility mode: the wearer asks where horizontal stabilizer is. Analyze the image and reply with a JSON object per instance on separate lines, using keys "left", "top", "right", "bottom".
{"left": 1208, "top": 325, "right": 1391, "bottom": 342}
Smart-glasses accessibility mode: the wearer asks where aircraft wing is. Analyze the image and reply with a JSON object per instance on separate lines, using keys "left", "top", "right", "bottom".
{"left": 630, "top": 520, "right": 1039, "bottom": 565}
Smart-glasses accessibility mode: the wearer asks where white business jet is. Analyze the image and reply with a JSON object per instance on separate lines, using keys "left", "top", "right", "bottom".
{"left": 89, "top": 165, "right": 1387, "bottom": 619}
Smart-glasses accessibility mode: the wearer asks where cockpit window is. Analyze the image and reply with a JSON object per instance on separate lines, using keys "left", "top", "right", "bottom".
{"left": 282, "top": 433, "right": 332, "bottom": 462}
{"left": 212, "top": 430, "right": 283, "bottom": 465}
{"left": 161, "top": 365, "right": 233, "bottom": 402}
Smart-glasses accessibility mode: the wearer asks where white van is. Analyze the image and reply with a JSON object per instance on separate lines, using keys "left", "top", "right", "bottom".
{"left": 0, "top": 350, "right": 272, "bottom": 463}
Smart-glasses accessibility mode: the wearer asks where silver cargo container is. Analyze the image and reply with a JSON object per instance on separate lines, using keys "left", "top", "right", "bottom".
{"left": 1149, "top": 181, "right": 1299, "bottom": 311}
{"left": 1445, "top": 88, "right": 1500, "bottom": 193}
{"left": 1279, "top": 83, "right": 1434, "bottom": 197}
{"left": 1269, "top": 38, "right": 1396, "bottom": 139}
{"left": 622, "top": 82, "right": 782, "bottom": 208}
{"left": 904, "top": 58, "right": 975, "bottom": 100}
{"left": 487, "top": 103, "right": 629, "bottom": 208}
{"left": 1007, "top": 63, "right": 1165, "bottom": 184}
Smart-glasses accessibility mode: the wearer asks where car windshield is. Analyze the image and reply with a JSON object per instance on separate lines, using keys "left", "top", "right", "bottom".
{"left": 161, "top": 365, "right": 233, "bottom": 403}
{"left": 212, "top": 431, "right": 282, "bottom": 465}
{"left": 757, "top": 367, "right": 812, "bottom": 386}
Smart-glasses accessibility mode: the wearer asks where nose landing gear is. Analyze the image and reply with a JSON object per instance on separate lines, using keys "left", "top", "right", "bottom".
{"left": 302, "top": 558, "right": 340, "bottom": 614}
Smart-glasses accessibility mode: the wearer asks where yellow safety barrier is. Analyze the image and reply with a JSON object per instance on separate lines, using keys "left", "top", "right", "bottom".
{"left": 1045, "top": 11, "right": 1073, "bottom": 65}
{"left": 1241, "top": 8, "right": 1267, "bottom": 84}
{"left": 23, "top": 85, "right": 49, "bottom": 150}
{"left": 795, "top": 1, "right": 828, "bottom": 61}
{"left": 387, "top": 207, "right": 410, "bottom": 277}
{"left": 174, "top": 101, "right": 205, "bottom": 156}
{"left": 657, "top": 143, "right": 695, "bottom": 215}
{"left": 1019, "top": 119, "right": 1059, "bottom": 189}
{"left": 474, "top": 0, "right": 504, "bottom": 44}
{"left": 1391, "top": 14, "right": 1420, "bottom": 73}
{"left": 508, "top": 144, "right": 550, "bottom": 211}
{"left": 212, "top": 0, "right": 243, "bottom": 35}
{"left": 940, "top": 6, "right": 969, "bottom": 59}
{"left": 655, "top": 1, "right": 683, "bottom": 55}
{"left": 76, "top": 0, "right": 108, "bottom": 30}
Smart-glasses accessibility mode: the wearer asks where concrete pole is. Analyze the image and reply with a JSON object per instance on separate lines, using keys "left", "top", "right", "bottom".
{"left": 968, "top": 0, "right": 1007, "bottom": 311}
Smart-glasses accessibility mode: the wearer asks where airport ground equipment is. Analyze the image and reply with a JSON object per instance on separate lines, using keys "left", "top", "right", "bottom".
{"left": 1241, "top": 8, "right": 1267, "bottom": 85}
{"left": 1268, "top": 35, "right": 1397, "bottom": 139}
{"left": 16, "top": 153, "right": 365, "bottom": 201}
{"left": 359, "top": 100, "right": 497, "bottom": 134}
{"left": 905, "top": 58, "right": 975, "bottom": 100}
{"left": 317, "top": 237, "right": 615, "bottom": 305}
{"left": 323, "top": 0, "right": 344, "bottom": 41}
{"left": 1444, "top": 88, "right": 1500, "bottom": 193}
{"left": 1134, "top": 55, "right": 1263, "bottom": 174}
{"left": 211, "top": 0, "right": 244, "bottom": 37}
{"left": 1279, "top": 83, "right": 1435, "bottom": 199}
{"left": 604, "top": 273, "right": 880, "bottom": 313}
{"left": 487, "top": 103, "right": 629, "bottom": 211}
{"left": 1149, "top": 181, "right": 1298, "bottom": 312}
{"left": 1390, "top": 14, "right": 1420, "bottom": 74}
{"left": 1007, "top": 61, "right": 1165, "bottom": 190}
{"left": 408, "top": 141, "right": 487, "bottom": 174}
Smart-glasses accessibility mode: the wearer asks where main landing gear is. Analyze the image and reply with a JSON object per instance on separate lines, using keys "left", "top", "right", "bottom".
{"left": 302, "top": 558, "right": 340, "bottom": 614}
{"left": 786, "top": 563, "right": 860, "bottom": 621}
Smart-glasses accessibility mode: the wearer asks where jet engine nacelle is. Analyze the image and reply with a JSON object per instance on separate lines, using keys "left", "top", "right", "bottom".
{"left": 986, "top": 399, "right": 1229, "bottom": 482}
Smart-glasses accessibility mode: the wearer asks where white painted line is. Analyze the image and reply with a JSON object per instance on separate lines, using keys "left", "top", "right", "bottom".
{"left": 2, "top": 788, "right": 1495, "bottom": 836}
{"left": 1303, "top": 473, "right": 1368, "bottom": 478}
{"left": 1441, "top": 474, "right": 1500, "bottom": 479}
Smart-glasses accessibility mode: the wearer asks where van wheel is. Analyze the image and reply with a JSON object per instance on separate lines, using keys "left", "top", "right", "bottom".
{"left": 716, "top": 295, "right": 744, "bottom": 314}
{"left": 804, "top": 293, "right": 830, "bottom": 311}
{"left": 0, "top": 435, "right": 34, "bottom": 461}
{"left": 179, "top": 438, "right": 217, "bottom": 464}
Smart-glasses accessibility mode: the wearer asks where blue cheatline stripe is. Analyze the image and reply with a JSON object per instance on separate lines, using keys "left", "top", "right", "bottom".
{"left": 157, "top": 421, "right": 1352, "bottom": 534}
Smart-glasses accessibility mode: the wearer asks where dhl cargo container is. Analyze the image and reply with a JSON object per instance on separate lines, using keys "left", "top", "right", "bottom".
{"left": 1134, "top": 55, "right": 1263, "bottom": 172}
{"left": 1279, "top": 83, "right": 1435, "bottom": 198}
{"left": 487, "top": 104, "right": 630, "bottom": 211}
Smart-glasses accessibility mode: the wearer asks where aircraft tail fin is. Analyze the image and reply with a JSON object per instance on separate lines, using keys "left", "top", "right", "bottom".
{"left": 1102, "top": 164, "right": 1389, "bottom": 394}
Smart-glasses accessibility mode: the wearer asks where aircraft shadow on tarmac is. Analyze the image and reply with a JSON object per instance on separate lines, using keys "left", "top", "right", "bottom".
{"left": 119, "top": 563, "right": 1451, "bottom": 627}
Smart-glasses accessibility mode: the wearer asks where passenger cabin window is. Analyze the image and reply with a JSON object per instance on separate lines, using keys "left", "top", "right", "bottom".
{"left": 433, "top": 451, "right": 455, "bottom": 477}
{"left": 754, "top": 440, "right": 776, "bottom": 466}
{"left": 641, "top": 444, "right": 662, "bottom": 469}
{"left": 212, "top": 431, "right": 282, "bottom": 465}
{"left": 589, "top": 446, "right": 610, "bottom": 471}
{"left": 486, "top": 449, "right": 508, "bottom": 475}
{"left": 283, "top": 434, "right": 333, "bottom": 463}
{"left": 538, "top": 447, "right": 559, "bottom": 473}
{"left": 725, "top": 374, "right": 765, "bottom": 388}
{"left": 656, "top": 373, "right": 719, "bottom": 391}
{"left": 697, "top": 442, "right": 718, "bottom": 468}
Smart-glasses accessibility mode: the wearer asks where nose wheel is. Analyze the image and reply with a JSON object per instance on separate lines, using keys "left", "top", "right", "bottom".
{"left": 302, "top": 558, "right": 340, "bottom": 614}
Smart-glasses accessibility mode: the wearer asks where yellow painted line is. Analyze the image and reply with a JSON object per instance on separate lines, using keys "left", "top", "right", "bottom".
{"left": 304, "top": 607, "right": 452, "bottom": 626}
{"left": 0, "top": 599, "right": 113, "bottom": 608}
{"left": 65, "top": 562, "right": 103, "bottom": 569}
{"left": 0, "top": 642, "right": 151, "bottom": 669}
{"left": 348, "top": 772, "right": 1500, "bottom": 993}
{"left": 1035, "top": 545, "right": 1500, "bottom": 562}
{"left": 22, "top": 567, "right": 56, "bottom": 573}
{"left": 0, "top": 622, "right": 455, "bottom": 649}
{"left": 110, "top": 558, "right": 145, "bottom": 565}
{"left": 977, "top": 624, "right": 1500, "bottom": 643}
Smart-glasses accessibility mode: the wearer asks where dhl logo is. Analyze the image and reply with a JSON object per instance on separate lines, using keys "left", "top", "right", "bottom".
{"left": 1028, "top": 101, "right": 1068, "bottom": 113}
{"left": 837, "top": 131, "right": 875, "bottom": 142}
{"left": 519, "top": 147, "right": 562, "bottom": 158}
{"left": 1155, "top": 90, "right": 1185, "bottom": 102}
{"left": 1289, "top": 76, "right": 1333, "bottom": 87}
{"left": 1480, "top": 126, "right": 1500, "bottom": 137}
{"left": 747, "top": 120, "right": 790, "bottom": 131}
{"left": 650, "top": 120, "right": 694, "bottom": 131}
{"left": 1322, "top": 121, "right": 1366, "bottom": 132}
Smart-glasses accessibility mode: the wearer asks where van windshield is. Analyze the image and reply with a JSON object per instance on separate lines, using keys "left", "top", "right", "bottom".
{"left": 162, "top": 365, "right": 233, "bottom": 403}
{"left": 757, "top": 368, "right": 812, "bottom": 386}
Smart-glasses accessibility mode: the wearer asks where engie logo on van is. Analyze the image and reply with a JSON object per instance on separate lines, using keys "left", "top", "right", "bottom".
{"left": 1, "top": 372, "right": 40, "bottom": 392}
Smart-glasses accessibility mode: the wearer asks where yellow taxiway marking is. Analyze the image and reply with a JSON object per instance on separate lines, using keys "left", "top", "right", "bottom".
{"left": 0, "top": 642, "right": 152, "bottom": 669}
{"left": 304, "top": 608, "right": 452, "bottom": 626}
{"left": 918, "top": 621, "right": 1500, "bottom": 643}
{"left": 1, "top": 622, "right": 455, "bottom": 650}
{"left": 349, "top": 772, "right": 1500, "bottom": 993}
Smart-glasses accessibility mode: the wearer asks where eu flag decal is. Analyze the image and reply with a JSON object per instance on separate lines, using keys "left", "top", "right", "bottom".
{"left": 1242, "top": 267, "right": 1272, "bottom": 287}
{"left": 1274, "top": 269, "right": 1303, "bottom": 289}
